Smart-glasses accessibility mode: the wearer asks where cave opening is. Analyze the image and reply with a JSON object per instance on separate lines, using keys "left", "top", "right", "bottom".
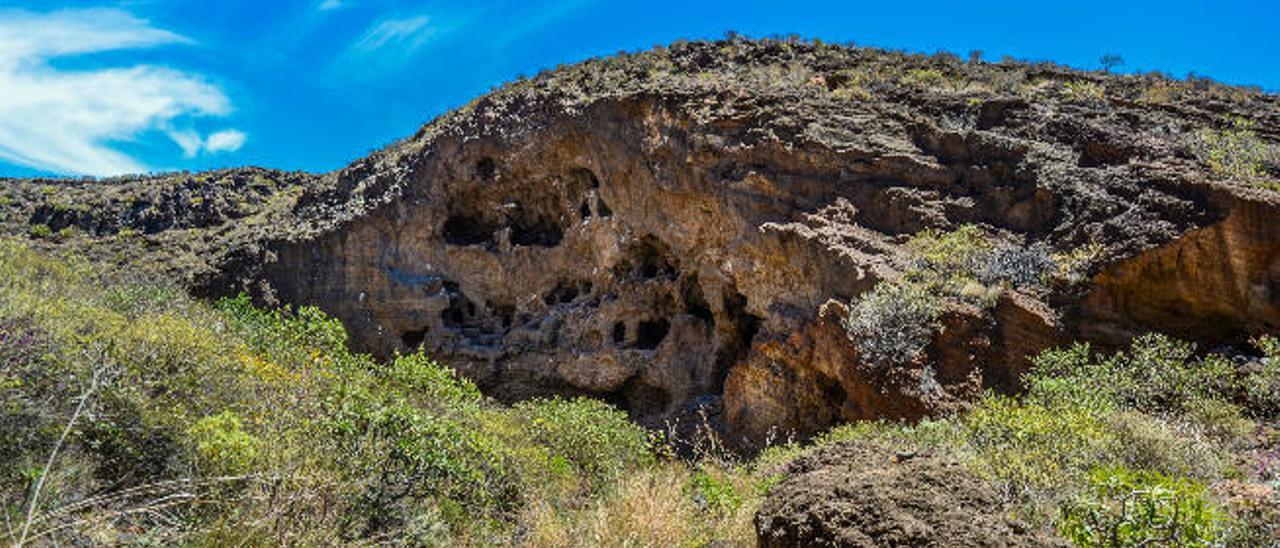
{"left": 475, "top": 157, "right": 496, "bottom": 180}
{"left": 612, "top": 322, "right": 627, "bottom": 345}
{"left": 681, "top": 276, "right": 714, "bottom": 323}
{"left": 401, "top": 328, "right": 427, "bottom": 349}
{"left": 441, "top": 285, "right": 479, "bottom": 328}
{"left": 569, "top": 166, "right": 600, "bottom": 189}
{"left": 616, "top": 236, "right": 677, "bottom": 280}
{"left": 544, "top": 280, "right": 592, "bottom": 306}
{"left": 492, "top": 304, "right": 515, "bottom": 329}
{"left": 509, "top": 207, "right": 564, "bottom": 247}
{"left": 442, "top": 212, "right": 496, "bottom": 246}
{"left": 713, "top": 289, "right": 762, "bottom": 386}
{"left": 622, "top": 377, "right": 672, "bottom": 417}
{"left": 633, "top": 319, "right": 671, "bottom": 350}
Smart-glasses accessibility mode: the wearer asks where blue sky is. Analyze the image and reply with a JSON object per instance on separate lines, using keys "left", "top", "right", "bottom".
{"left": 0, "top": 0, "right": 1276, "bottom": 177}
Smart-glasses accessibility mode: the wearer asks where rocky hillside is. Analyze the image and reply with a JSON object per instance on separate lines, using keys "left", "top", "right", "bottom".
{"left": 4, "top": 38, "right": 1279, "bottom": 450}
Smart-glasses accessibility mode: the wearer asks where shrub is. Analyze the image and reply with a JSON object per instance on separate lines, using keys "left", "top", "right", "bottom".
{"left": 384, "top": 352, "right": 483, "bottom": 410}
{"left": 27, "top": 223, "right": 51, "bottom": 239}
{"left": 689, "top": 468, "right": 743, "bottom": 515}
{"left": 907, "top": 225, "right": 1051, "bottom": 298}
{"left": 1027, "top": 335, "right": 1237, "bottom": 416}
{"left": 978, "top": 242, "right": 1057, "bottom": 287}
{"left": 1189, "top": 116, "right": 1278, "bottom": 188}
{"left": 902, "top": 68, "right": 947, "bottom": 89}
{"left": 516, "top": 397, "right": 654, "bottom": 490}
{"left": 1062, "top": 80, "right": 1105, "bottom": 103}
{"left": 844, "top": 280, "right": 944, "bottom": 368}
{"left": 1060, "top": 466, "right": 1224, "bottom": 547}
{"left": 1104, "top": 411, "right": 1230, "bottom": 481}
{"left": 962, "top": 394, "right": 1116, "bottom": 496}
{"left": 1051, "top": 242, "right": 1105, "bottom": 284}
{"left": 187, "top": 411, "right": 260, "bottom": 475}
{"left": 1244, "top": 336, "right": 1280, "bottom": 417}
{"left": 325, "top": 373, "right": 517, "bottom": 520}
{"left": 907, "top": 225, "right": 992, "bottom": 277}
{"left": 1139, "top": 82, "right": 1184, "bottom": 105}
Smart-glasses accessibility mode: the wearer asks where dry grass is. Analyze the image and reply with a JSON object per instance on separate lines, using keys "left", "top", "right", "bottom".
{"left": 522, "top": 463, "right": 696, "bottom": 547}
{"left": 520, "top": 460, "right": 760, "bottom": 548}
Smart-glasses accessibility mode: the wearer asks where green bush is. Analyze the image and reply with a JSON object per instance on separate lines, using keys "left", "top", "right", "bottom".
{"left": 1028, "top": 334, "right": 1275, "bottom": 423}
{"left": 844, "top": 280, "right": 944, "bottom": 368}
{"left": 907, "top": 225, "right": 993, "bottom": 280}
{"left": 1244, "top": 335, "right": 1280, "bottom": 417}
{"left": 1060, "top": 466, "right": 1224, "bottom": 547}
{"left": 187, "top": 411, "right": 260, "bottom": 475}
{"left": 1062, "top": 81, "right": 1105, "bottom": 103}
{"left": 689, "top": 468, "right": 743, "bottom": 515}
{"left": 962, "top": 394, "right": 1116, "bottom": 495}
{"left": 1189, "top": 116, "right": 1278, "bottom": 189}
{"left": 906, "top": 225, "right": 1052, "bottom": 302}
{"left": 323, "top": 355, "right": 518, "bottom": 531}
{"left": 384, "top": 352, "right": 483, "bottom": 410}
{"left": 516, "top": 397, "right": 654, "bottom": 490}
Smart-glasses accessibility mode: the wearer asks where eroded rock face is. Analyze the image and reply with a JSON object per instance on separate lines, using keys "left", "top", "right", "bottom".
{"left": 248, "top": 90, "right": 1090, "bottom": 440}
{"left": 1078, "top": 192, "right": 1280, "bottom": 345}
{"left": 7, "top": 39, "right": 1279, "bottom": 447}
{"left": 217, "top": 42, "right": 1280, "bottom": 445}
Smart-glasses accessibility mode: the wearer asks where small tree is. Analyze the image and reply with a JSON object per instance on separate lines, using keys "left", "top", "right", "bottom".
{"left": 1099, "top": 53, "right": 1125, "bottom": 73}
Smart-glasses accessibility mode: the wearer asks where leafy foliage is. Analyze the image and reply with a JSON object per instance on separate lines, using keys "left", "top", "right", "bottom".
{"left": 978, "top": 243, "right": 1056, "bottom": 287}
{"left": 1030, "top": 334, "right": 1280, "bottom": 421}
{"left": 1189, "top": 115, "right": 1279, "bottom": 189}
{"left": 187, "top": 411, "right": 260, "bottom": 475}
{"left": 844, "top": 280, "right": 944, "bottom": 368}
{"left": 515, "top": 397, "right": 654, "bottom": 491}
{"left": 1060, "top": 466, "right": 1224, "bottom": 547}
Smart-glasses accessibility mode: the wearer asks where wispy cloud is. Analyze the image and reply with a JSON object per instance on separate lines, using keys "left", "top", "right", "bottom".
{"left": 318, "top": 0, "right": 346, "bottom": 11}
{"left": 205, "top": 129, "right": 247, "bottom": 154}
{"left": 0, "top": 8, "right": 243, "bottom": 176}
{"left": 331, "top": 11, "right": 461, "bottom": 76}
{"left": 349, "top": 15, "right": 436, "bottom": 55}
{"left": 169, "top": 128, "right": 246, "bottom": 158}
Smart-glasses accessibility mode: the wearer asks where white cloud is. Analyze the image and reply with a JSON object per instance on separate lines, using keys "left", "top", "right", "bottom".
{"left": 318, "top": 0, "right": 345, "bottom": 11}
{"left": 168, "top": 128, "right": 246, "bottom": 157}
{"left": 350, "top": 15, "right": 436, "bottom": 55}
{"left": 330, "top": 12, "right": 453, "bottom": 77}
{"left": 204, "top": 129, "right": 246, "bottom": 154}
{"left": 0, "top": 9, "right": 243, "bottom": 176}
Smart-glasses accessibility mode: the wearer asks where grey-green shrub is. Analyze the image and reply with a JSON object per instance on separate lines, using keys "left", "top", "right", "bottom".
{"left": 844, "top": 280, "right": 944, "bottom": 368}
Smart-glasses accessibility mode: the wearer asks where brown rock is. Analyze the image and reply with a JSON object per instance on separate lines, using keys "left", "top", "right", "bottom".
{"left": 755, "top": 441, "right": 1069, "bottom": 547}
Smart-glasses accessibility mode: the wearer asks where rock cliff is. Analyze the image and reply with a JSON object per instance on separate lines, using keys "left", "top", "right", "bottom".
{"left": 4, "top": 39, "right": 1278, "bottom": 447}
